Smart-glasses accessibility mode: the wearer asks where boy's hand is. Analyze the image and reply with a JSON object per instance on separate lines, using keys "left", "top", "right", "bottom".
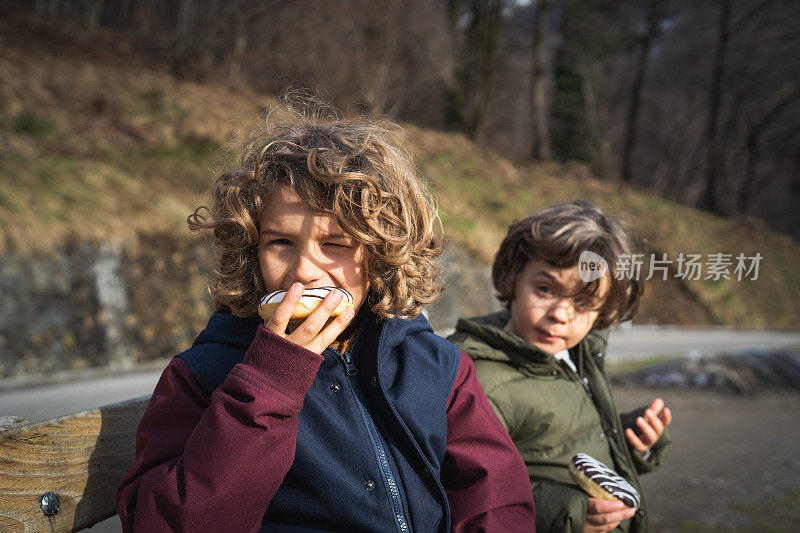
{"left": 265, "top": 283, "right": 355, "bottom": 355}
{"left": 625, "top": 397, "right": 672, "bottom": 453}
{"left": 583, "top": 499, "right": 636, "bottom": 532}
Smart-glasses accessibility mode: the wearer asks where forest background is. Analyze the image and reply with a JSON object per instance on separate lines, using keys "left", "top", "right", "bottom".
{"left": 23, "top": 0, "right": 795, "bottom": 235}
{"left": 0, "top": 0, "right": 798, "bottom": 377}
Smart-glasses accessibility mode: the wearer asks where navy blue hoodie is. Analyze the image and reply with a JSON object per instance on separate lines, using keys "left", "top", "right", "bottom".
{"left": 117, "top": 311, "right": 535, "bottom": 532}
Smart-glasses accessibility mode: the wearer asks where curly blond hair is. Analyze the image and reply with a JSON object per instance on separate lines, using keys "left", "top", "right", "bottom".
{"left": 188, "top": 100, "right": 443, "bottom": 319}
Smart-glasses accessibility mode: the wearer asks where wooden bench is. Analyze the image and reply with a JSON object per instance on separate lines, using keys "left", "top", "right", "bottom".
{"left": 0, "top": 396, "right": 149, "bottom": 532}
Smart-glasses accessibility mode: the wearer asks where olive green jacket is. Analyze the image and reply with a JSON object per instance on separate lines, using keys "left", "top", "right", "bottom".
{"left": 447, "top": 311, "right": 670, "bottom": 533}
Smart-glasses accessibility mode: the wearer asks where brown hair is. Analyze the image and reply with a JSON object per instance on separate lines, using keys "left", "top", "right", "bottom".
{"left": 188, "top": 99, "right": 443, "bottom": 319}
{"left": 492, "top": 200, "right": 643, "bottom": 328}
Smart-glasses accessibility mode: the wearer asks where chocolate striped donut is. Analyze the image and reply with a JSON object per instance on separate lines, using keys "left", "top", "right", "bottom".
{"left": 568, "top": 453, "right": 640, "bottom": 508}
{"left": 258, "top": 286, "right": 354, "bottom": 324}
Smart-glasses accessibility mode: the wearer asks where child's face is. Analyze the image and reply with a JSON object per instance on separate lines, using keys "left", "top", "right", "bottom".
{"left": 258, "top": 185, "right": 370, "bottom": 313}
{"left": 504, "top": 259, "right": 606, "bottom": 355}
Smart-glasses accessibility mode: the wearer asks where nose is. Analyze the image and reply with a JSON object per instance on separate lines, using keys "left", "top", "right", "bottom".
{"left": 288, "top": 246, "right": 324, "bottom": 286}
{"left": 548, "top": 298, "right": 574, "bottom": 324}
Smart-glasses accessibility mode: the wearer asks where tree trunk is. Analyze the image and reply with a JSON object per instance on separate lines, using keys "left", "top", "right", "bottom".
{"left": 738, "top": 83, "right": 797, "bottom": 213}
{"left": 580, "top": 62, "right": 613, "bottom": 177}
{"left": 47, "top": 0, "right": 60, "bottom": 19}
{"left": 445, "top": 0, "right": 467, "bottom": 128}
{"left": 464, "top": 0, "right": 505, "bottom": 138}
{"left": 621, "top": 0, "right": 663, "bottom": 184}
{"left": 701, "top": 0, "right": 731, "bottom": 213}
{"left": 86, "top": 0, "right": 104, "bottom": 27}
{"left": 531, "top": 0, "right": 552, "bottom": 160}
{"left": 227, "top": 10, "right": 248, "bottom": 86}
{"left": 174, "top": 0, "right": 197, "bottom": 67}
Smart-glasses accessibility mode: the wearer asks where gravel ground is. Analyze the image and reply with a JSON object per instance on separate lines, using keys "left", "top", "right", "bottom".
{"left": 614, "top": 386, "right": 800, "bottom": 532}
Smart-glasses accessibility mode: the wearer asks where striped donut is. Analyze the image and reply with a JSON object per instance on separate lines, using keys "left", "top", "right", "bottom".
{"left": 568, "top": 453, "right": 640, "bottom": 508}
{"left": 258, "top": 287, "right": 354, "bottom": 324}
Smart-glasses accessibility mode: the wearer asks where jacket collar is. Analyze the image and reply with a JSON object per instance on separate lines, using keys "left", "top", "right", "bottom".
{"left": 454, "top": 310, "right": 610, "bottom": 377}
{"left": 454, "top": 310, "right": 556, "bottom": 368}
{"left": 193, "top": 312, "right": 262, "bottom": 349}
{"left": 194, "top": 306, "right": 434, "bottom": 358}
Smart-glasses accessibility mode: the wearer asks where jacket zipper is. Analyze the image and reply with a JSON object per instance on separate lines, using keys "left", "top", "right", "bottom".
{"left": 332, "top": 349, "right": 411, "bottom": 533}
{"left": 562, "top": 344, "right": 647, "bottom": 517}
{"left": 578, "top": 376, "right": 594, "bottom": 398}
{"left": 557, "top": 359, "right": 593, "bottom": 398}
{"left": 374, "top": 327, "right": 452, "bottom": 533}
{"left": 339, "top": 349, "right": 358, "bottom": 376}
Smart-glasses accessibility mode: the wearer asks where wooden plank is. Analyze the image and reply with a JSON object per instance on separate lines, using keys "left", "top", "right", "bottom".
{"left": 0, "top": 395, "right": 150, "bottom": 533}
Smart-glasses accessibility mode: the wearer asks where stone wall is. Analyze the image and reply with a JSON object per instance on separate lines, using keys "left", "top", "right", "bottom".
{"left": 426, "top": 245, "right": 503, "bottom": 335}
{"left": 0, "top": 234, "right": 213, "bottom": 377}
{"left": 0, "top": 236, "right": 498, "bottom": 378}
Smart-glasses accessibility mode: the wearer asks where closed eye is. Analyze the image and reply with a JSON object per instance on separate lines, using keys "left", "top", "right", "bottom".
{"left": 323, "top": 238, "right": 358, "bottom": 250}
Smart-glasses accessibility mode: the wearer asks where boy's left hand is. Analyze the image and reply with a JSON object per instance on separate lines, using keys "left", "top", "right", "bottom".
{"left": 624, "top": 397, "right": 672, "bottom": 453}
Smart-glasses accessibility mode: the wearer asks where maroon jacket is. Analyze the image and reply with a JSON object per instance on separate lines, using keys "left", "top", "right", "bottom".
{"left": 117, "top": 314, "right": 534, "bottom": 532}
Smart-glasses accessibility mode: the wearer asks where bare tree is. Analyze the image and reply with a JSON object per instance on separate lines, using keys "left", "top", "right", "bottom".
{"left": 738, "top": 82, "right": 798, "bottom": 213}
{"left": 530, "top": 0, "right": 553, "bottom": 159}
{"left": 226, "top": 8, "right": 249, "bottom": 86}
{"left": 701, "top": 0, "right": 731, "bottom": 213}
{"left": 455, "top": 0, "right": 507, "bottom": 138}
{"left": 620, "top": 0, "right": 666, "bottom": 184}
{"left": 445, "top": 0, "right": 467, "bottom": 128}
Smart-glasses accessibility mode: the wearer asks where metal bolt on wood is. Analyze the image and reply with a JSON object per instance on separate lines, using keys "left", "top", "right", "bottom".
{"left": 41, "top": 491, "right": 60, "bottom": 516}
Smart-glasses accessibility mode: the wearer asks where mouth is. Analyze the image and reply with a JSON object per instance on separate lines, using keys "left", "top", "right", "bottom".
{"left": 536, "top": 328, "right": 563, "bottom": 343}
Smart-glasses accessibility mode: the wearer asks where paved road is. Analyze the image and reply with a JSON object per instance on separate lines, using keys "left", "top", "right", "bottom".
{"left": 2, "top": 326, "right": 798, "bottom": 423}
{"left": 605, "top": 325, "right": 800, "bottom": 360}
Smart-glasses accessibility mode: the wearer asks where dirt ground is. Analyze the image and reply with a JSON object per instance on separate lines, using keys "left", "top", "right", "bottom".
{"left": 614, "top": 386, "right": 800, "bottom": 532}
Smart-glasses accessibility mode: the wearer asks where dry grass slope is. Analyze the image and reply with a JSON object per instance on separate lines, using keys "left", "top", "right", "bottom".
{"left": 1, "top": 16, "right": 798, "bottom": 326}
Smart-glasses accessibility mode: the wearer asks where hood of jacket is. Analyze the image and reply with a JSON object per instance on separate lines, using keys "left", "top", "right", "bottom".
{"left": 451, "top": 309, "right": 609, "bottom": 375}
{"left": 453, "top": 310, "right": 562, "bottom": 375}
{"left": 182, "top": 308, "right": 443, "bottom": 392}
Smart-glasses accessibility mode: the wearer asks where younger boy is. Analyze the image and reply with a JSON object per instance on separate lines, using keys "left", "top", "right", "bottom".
{"left": 448, "top": 201, "right": 671, "bottom": 533}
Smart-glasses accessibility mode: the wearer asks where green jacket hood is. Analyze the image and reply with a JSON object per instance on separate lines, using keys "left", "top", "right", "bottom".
{"left": 452, "top": 310, "right": 550, "bottom": 363}
{"left": 451, "top": 310, "right": 608, "bottom": 376}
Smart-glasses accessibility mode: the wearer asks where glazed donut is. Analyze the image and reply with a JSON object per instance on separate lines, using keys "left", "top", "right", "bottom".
{"left": 568, "top": 453, "right": 640, "bottom": 508}
{"left": 258, "top": 287, "right": 354, "bottom": 324}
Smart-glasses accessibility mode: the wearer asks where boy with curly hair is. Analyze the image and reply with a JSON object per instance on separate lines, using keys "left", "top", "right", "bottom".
{"left": 448, "top": 201, "right": 672, "bottom": 532}
{"left": 116, "top": 101, "right": 534, "bottom": 532}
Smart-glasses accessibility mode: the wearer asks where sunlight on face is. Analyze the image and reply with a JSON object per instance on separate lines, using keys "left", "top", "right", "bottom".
{"left": 258, "top": 185, "right": 370, "bottom": 313}
{"left": 504, "top": 259, "right": 608, "bottom": 354}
